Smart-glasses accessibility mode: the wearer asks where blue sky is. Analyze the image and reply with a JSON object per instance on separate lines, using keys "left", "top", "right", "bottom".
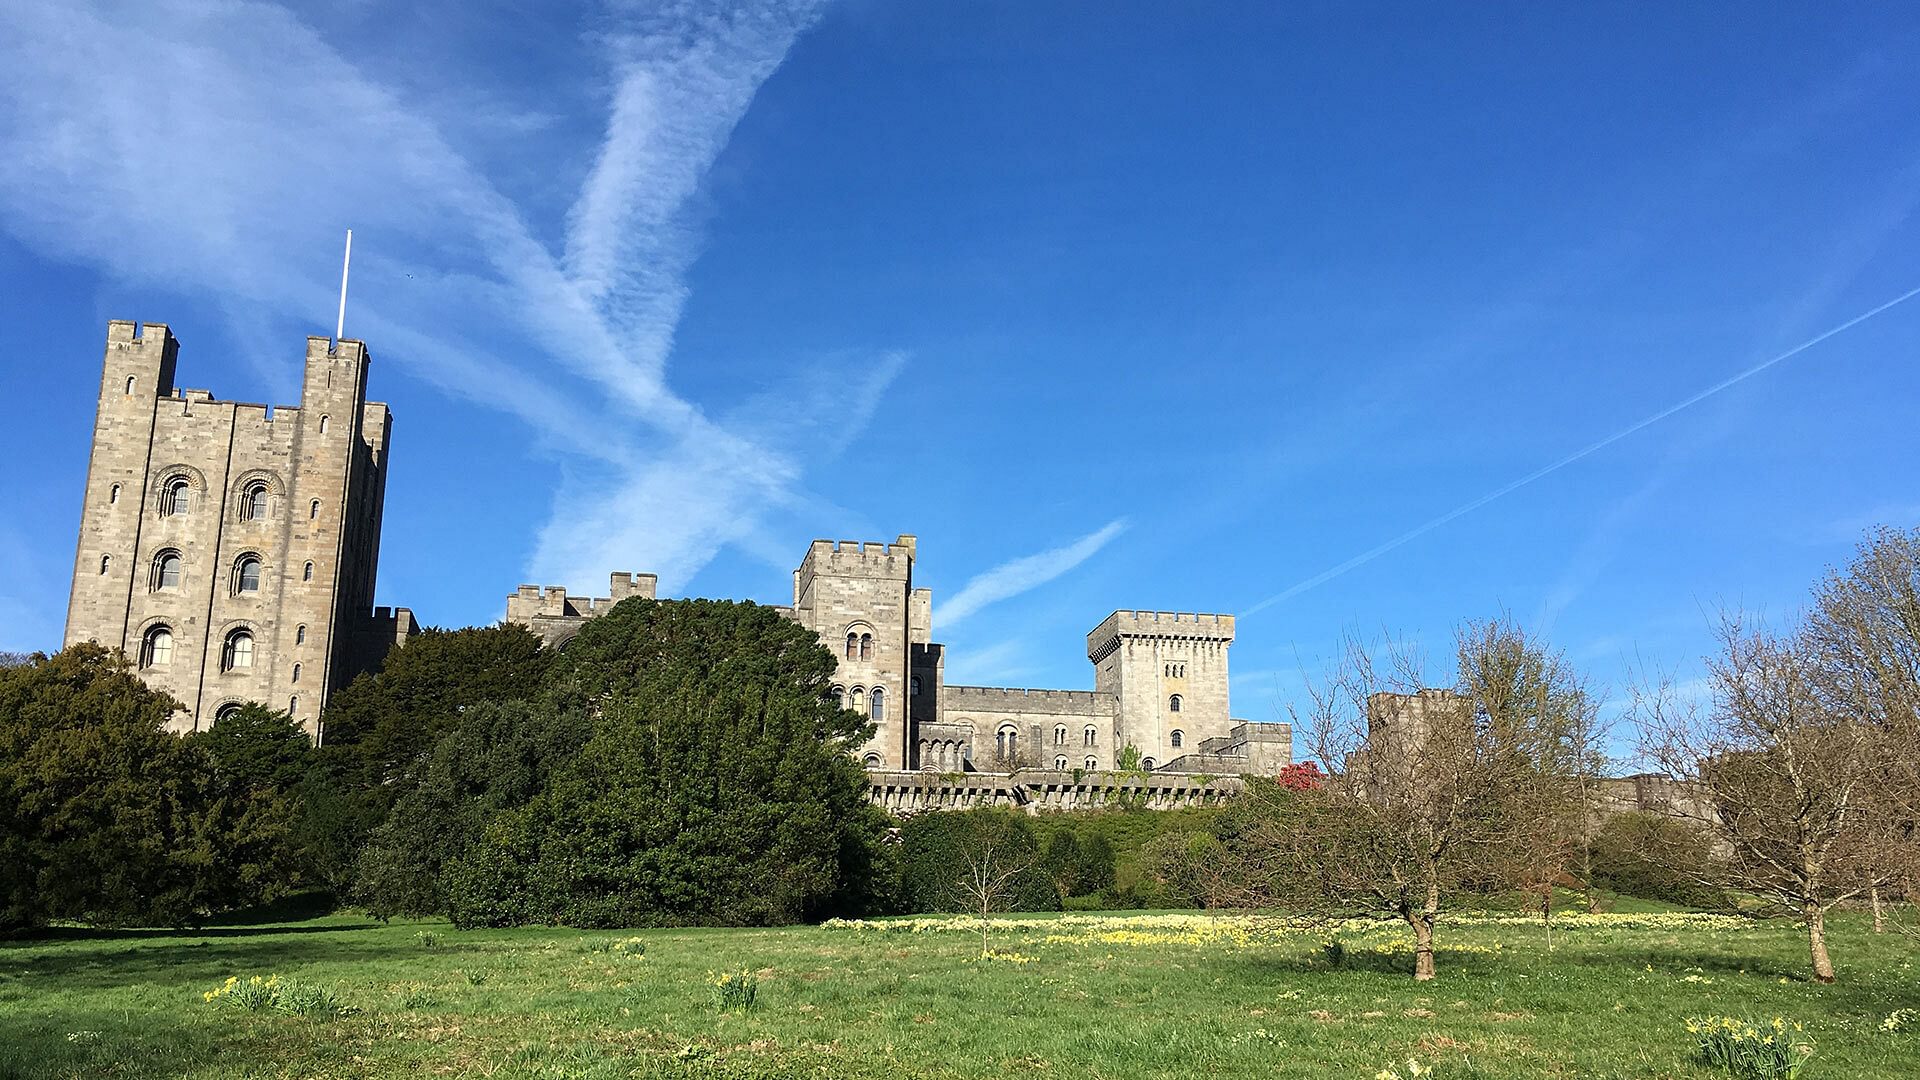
{"left": 3, "top": 2, "right": 1917, "bottom": 746}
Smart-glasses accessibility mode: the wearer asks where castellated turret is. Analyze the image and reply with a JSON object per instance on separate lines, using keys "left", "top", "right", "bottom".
{"left": 64, "top": 321, "right": 412, "bottom": 736}
{"left": 1087, "top": 611, "right": 1236, "bottom": 769}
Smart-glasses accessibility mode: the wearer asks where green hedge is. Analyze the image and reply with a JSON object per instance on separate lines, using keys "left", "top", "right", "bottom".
{"left": 896, "top": 809, "right": 1060, "bottom": 914}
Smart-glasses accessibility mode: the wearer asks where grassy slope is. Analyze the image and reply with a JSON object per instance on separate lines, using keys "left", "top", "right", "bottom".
{"left": 2, "top": 910, "right": 1915, "bottom": 1080}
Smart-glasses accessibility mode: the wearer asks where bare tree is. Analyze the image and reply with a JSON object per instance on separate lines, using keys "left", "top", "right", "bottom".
{"left": 1636, "top": 616, "right": 1898, "bottom": 982}
{"left": 1219, "top": 618, "right": 1599, "bottom": 980}
{"left": 953, "top": 814, "right": 1038, "bottom": 956}
{"left": 1801, "top": 526, "right": 1920, "bottom": 931}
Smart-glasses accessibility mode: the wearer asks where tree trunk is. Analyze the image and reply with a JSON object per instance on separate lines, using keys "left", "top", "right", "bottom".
{"left": 1803, "top": 902, "right": 1836, "bottom": 983}
{"left": 1870, "top": 885, "right": 1885, "bottom": 934}
{"left": 1409, "top": 913, "right": 1436, "bottom": 980}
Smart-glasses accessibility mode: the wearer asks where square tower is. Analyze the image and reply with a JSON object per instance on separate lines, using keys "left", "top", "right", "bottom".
{"left": 1087, "top": 610, "right": 1235, "bottom": 768}
{"left": 791, "top": 535, "right": 918, "bottom": 769}
{"left": 64, "top": 321, "right": 408, "bottom": 735}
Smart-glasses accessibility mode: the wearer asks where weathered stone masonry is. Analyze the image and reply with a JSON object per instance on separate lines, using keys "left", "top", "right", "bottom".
{"left": 63, "top": 322, "right": 412, "bottom": 735}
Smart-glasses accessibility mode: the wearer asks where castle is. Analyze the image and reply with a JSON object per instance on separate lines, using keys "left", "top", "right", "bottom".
{"left": 508, "top": 537, "right": 1293, "bottom": 781}
{"left": 64, "top": 321, "right": 1290, "bottom": 801}
{"left": 64, "top": 322, "right": 413, "bottom": 734}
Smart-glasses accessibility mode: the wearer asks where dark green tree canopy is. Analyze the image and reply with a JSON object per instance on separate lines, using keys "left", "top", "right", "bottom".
{"left": 319, "top": 623, "right": 553, "bottom": 784}
{"left": 360, "top": 598, "right": 888, "bottom": 928}
{"left": 0, "top": 645, "right": 298, "bottom": 931}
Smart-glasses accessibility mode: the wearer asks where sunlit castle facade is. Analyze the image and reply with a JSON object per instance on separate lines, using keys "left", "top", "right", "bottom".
{"left": 508, "top": 535, "right": 1294, "bottom": 799}
{"left": 63, "top": 321, "right": 413, "bottom": 735}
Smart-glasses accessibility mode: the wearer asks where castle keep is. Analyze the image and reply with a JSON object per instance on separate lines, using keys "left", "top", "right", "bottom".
{"left": 64, "top": 322, "right": 413, "bottom": 735}
{"left": 507, "top": 534, "right": 1293, "bottom": 788}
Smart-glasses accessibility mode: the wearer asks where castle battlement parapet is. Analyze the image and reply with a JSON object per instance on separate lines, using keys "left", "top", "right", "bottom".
{"left": 943, "top": 685, "right": 1116, "bottom": 715}
{"left": 1086, "top": 609, "right": 1234, "bottom": 661}
{"left": 505, "top": 572, "right": 657, "bottom": 646}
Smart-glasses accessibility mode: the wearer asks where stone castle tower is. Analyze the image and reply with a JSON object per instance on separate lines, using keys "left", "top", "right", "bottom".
{"left": 789, "top": 535, "right": 931, "bottom": 770}
{"left": 64, "top": 321, "right": 413, "bottom": 735}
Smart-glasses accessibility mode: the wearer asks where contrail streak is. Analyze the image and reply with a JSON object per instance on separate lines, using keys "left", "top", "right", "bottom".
{"left": 1244, "top": 282, "right": 1920, "bottom": 617}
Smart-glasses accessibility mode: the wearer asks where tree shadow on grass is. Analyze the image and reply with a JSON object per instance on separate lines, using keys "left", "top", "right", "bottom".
{"left": 13, "top": 920, "right": 380, "bottom": 943}
{"left": 0, "top": 935, "right": 397, "bottom": 992}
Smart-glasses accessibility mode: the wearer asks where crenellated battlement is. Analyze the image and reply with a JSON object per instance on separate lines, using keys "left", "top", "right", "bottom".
{"left": 1086, "top": 609, "right": 1234, "bottom": 660}
{"left": 798, "top": 533, "right": 917, "bottom": 579}
{"left": 107, "top": 319, "right": 171, "bottom": 345}
{"left": 943, "top": 685, "right": 1116, "bottom": 715}
{"left": 505, "top": 571, "right": 657, "bottom": 646}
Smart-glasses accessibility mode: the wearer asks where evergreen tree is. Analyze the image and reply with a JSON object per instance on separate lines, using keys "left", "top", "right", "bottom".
{"left": 0, "top": 645, "right": 294, "bottom": 930}
{"left": 416, "top": 598, "right": 890, "bottom": 927}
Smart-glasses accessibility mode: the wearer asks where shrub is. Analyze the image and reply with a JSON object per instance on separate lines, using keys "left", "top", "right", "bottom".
{"left": 896, "top": 809, "right": 1059, "bottom": 914}
{"left": 1592, "top": 812, "right": 1729, "bottom": 909}
{"left": 1686, "top": 1016, "right": 1813, "bottom": 1079}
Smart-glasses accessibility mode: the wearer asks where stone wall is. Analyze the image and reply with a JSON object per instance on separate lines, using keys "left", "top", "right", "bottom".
{"left": 940, "top": 685, "right": 1118, "bottom": 771}
{"left": 868, "top": 768, "right": 1244, "bottom": 815}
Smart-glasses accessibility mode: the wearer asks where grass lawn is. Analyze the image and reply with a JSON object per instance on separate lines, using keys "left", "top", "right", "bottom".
{"left": 2, "top": 908, "right": 1916, "bottom": 1079}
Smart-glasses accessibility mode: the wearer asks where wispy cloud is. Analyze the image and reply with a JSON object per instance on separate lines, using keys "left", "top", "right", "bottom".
{"left": 941, "top": 639, "right": 1040, "bottom": 688}
{"left": 934, "top": 520, "right": 1129, "bottom": 629}
{"left": 0, "top": 0, "right": 880, "bottom": 595}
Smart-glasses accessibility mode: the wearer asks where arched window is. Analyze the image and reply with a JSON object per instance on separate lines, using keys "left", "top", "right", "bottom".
{"left": 222, "top": 629, "right": 254, "bottom": 671}
{"left": 862, "top": 753, "right": 883, "bottom": 769}
{"left": 151, "top": 550, "right": 182, "bottom": 591}
{"left": 911, "top": 675, "right": 922, "bottom": 697}
{"left": 319, "top": 414, "right": 330, "bottom": 434}
{"left": 845, "top": 632, "right": 858, "bottom": 659}
{"left": 303, "top": 561, "right": 314, "bottom": 582}
{"left": 215, "top": 703, "right": 242, "bottom": 725}
{"left": 1054, "top": 724, "right": 1066, "bottom": 747}
{"left": 996, "top": 725, "right": 1018, "bottom": 761}
{"left": 139, "top": 625, "right": 173, "bottom": 668}
{"left": 1170, "top": 729, "right": 1184, "bottom": 748}
{"left": 109, "top": 483, "right": 120, "bottom": 505}
{"left": 239, "top": 482, "right": 268, "bottom": 522}
{"left": 295, "top": 624, "right": 306, "bottom": 645}
{"left": 99, "top": 554, "right": 111, "bottom": 575}
{"left": 830, "top": 684, "right": 845, "bottom": 708}
{"left": 1084, "top": 725, "right": 1097, "bottom": 747}
{"left": 1142, "top": 756, "right": 1156, "bottom": 770}
{"left": 870, "top": 687, "right": 886, "bottom": 722}
{"left": 859, "top": 633, "right": 872, "bottom": 660}
{"left": 309, "top": 499, "right": 320, "bottom": 520}
{"left": 1055, "top": 755, "right": 1068, "bottom": 770}
{"left": 1169, "top": 693, "right": 1183, "bottom": 713}
{"left": 125, "top": 375, "right": 136, "bottom": 395}
{"left": 851, "top": 686, "right": 867, "bottom": 714}
{"left": 291, "top": 662, "right": 301, "bottom": 684}
{"left": 162, "top": 477, "right": 190, "bottom": 516}
{"left": 289, "top": 696, "right": 298, "bottom": 715}
{"left": 1085, "top": 756, "right": 1098, "bottom": 770}
{"left": 232, "top": 554, "right": 262, "bottom": 595}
